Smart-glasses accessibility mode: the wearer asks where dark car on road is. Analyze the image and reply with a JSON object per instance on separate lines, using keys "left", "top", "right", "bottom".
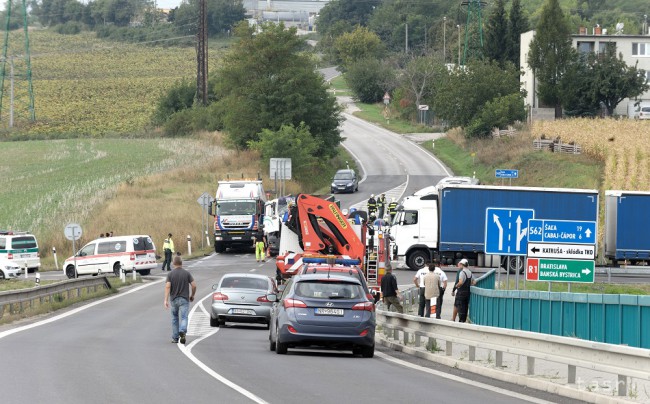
{"left": 268, "top": 273, "right": 376, "bottom": 357}
{"left": 330, "top": 169, "right": 359, "bottom": 194}
{"left": 211, "top": 273, "right": 277, "bottom": 328}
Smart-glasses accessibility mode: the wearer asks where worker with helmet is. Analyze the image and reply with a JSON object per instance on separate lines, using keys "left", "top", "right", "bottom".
{"left": 388, "top": 198, "right": 398, "bottom": 222}
{"left": 367, "top": 194, "right": 377, "bottom": 217}
{"left": 377, "top": 193, "right": 386, "bottom": 219}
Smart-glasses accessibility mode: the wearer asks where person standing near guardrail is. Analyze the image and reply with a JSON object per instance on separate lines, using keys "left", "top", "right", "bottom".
{"left": 424, "top": 262, "right": 441, "bottom": 318}
{"left": 453, "top": 258, "right": 476, "bottom": 323}
{"left": 381, "top": 267, "right": 403, "bottom": 313}
{"left": 433, "top": 260, "right": 448, "bottom": 319}
{"left": 413, "top": 264, "right": 429, "bottom": 316}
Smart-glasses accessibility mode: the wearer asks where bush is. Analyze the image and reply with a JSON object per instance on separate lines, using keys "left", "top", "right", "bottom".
{"left": 55, "top": 22, "right": 83, "bottom": 35}
{"left": 345, "top": 58, "right": 394, "bottom": 104}
{"left": 466, "top": 93, "right": 526, "bottom": 138}
{"left": 152, "top": 79, "right": 195, "bottom": 125}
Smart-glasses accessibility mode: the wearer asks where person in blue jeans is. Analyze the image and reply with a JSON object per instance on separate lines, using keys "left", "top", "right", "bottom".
{"left": 163, "top": 256, "right": 196, "bottom": 344}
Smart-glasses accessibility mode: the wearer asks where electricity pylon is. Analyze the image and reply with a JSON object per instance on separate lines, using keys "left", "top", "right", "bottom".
{"left": 0, "top": 0, "right": 35, "bottom": 126}
{"left": 461, "top": 0, "right": 486, "bottom": 65}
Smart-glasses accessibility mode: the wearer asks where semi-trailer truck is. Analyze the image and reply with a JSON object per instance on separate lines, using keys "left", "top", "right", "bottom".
{"left": 390, "top": 184, "right": 600, "bottom": 271}
{"left": 605, "top": 190, "right": 650, "bottom": 265}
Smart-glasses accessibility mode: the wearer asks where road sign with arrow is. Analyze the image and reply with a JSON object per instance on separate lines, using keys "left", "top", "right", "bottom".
{"left": 484, "top": 208, "right": 534, "bottom": 256}
{"left": 527, "top": 242, "right": 595, "bottom": 260}
{"left": 526, "top": 258, "right": 595, "bottom": 283}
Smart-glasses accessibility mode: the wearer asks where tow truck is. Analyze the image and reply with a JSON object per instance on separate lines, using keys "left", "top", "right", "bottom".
{"left": 274, "top": 194, "right": 390, "bottom": 296}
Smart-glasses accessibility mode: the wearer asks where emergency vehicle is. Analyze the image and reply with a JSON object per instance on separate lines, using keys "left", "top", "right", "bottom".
{"left": 0, "top": 230, "right": 41, "bottom": 273}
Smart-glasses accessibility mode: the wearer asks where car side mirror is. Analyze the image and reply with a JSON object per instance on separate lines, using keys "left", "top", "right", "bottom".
{"left": 267, "top": 294, "right": 278, "bottom": 302}
{"left": 212, "top": 284, "right": 218, "bottom": 290}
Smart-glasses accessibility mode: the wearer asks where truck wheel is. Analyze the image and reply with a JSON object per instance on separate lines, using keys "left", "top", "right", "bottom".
{"left": 407, "top": 250, "right": 429, "bottom": 271}
{"left": 215, "top": 241, "right": 226, "bottom": 253}
{"left": 139, "top": 269, "right": 151, "bottom": 276}
{"left": 506, "top": 256, "right": 524, "bottom": 274}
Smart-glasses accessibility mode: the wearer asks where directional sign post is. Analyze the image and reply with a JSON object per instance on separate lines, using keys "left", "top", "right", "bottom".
{"left": 527, "top": 242, "right": 596, "bottom": 260}
{"left": 526, "top": 258, "right": 595, "bottom": 283}
{"left": 485, "top": 208, "right": 534, "bottom": 256}
{"left": 495, "top": 169, "right": 518, "bottom": 186}
{"left": 528, "top": 219, "right": 596, "bottom": 245}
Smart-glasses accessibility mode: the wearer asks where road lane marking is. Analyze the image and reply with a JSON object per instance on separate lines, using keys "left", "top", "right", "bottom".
{"left": 376, "top": 352, "right": 554, "bottom": 404}
{"left": 180, "top": 292, "right": 268, "bottom": 404}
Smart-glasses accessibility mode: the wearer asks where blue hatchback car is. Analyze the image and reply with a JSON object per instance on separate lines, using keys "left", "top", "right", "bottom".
{"left": 268, "top": 273, "right": 376, "bottom": 357}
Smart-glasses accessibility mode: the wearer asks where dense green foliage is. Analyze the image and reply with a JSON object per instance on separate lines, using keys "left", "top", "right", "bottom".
{"left": 211, "top": 22, "right": 342, "bottom": 158}
{"left": 345, "top": 58, "right": 395, "bottom": 104}
{"left": 465, "top": 93, "right": 527, "bottom": 137}
{"left": 332, "top": 26, "right": 385, "bottom": 71}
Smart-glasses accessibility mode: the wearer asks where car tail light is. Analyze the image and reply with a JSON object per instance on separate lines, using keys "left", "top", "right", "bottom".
{"left": 130, "top": 252, "right": 135, "bottom": 261}
{"left": 8, "top": 253, "right": 13, "bottom": 259}
{"left": 288, "top": 325, "right": 298, "bottom": 334}
{"left": 283, "top": 298, "right": 307, "bottom": 309}
{"left": 359, "top": 329, "right": 369, "bottom": 337}
{"left": 257, "top": 295, "right": 270, "bottom": 303}
{"left": 352, "top": 302, "right": 375, "bottom": 312}
{"left": 213, "top": 292, "right": 229, "bottom": 301}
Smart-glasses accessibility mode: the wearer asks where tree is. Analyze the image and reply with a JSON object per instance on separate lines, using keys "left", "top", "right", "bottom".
{"left": 212, "top": 22, "right": 342, "bottom": 158}
{"left": 506, "top": 0, "right": 529, "bottom": 69}
{"left": 558, "top": 51, "right": 600, "bottom": 117}
{"left": 316, "top": 0, "right": 380, "bottom": 35}
{"left": 399, "top": 53, "right": 444, "bottom": 113}
{"left": 590, "top": 47, "right": 650, "bottom": 116}
{"left": 333, "top": 26, "right": 385, "bottom": 70}
{"left": 527, "top": 0, "right": 574, "bottom": 117}
{"left": 432, "top": 60, "right": 522, "bottom": 128}
{"left": 345, "top": 57, "right": 395, "bottom": 103}
{"left": 173, "top": 0, "right": 245, "bottom": 36}
{"left": 484, "top": 0, "right": 509, "bottom": 65}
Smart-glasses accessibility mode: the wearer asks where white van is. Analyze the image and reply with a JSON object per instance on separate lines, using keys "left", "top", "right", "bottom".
{"left": 63, "top": 235, "right": 157, "bottom": 279}
{"left": 0, "top": 231, "right": 41, "bottom": 273}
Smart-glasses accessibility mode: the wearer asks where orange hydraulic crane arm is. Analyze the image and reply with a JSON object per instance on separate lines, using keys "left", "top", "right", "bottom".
{"left": 288, "top": 194, "right": 365, "bottom": 260}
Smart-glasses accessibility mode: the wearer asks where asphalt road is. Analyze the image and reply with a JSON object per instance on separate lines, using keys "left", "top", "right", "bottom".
{"left": 1, "top": 254, "right": 580, "bottom": 404}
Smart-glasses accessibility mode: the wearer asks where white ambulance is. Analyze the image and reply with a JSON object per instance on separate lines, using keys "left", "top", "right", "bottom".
{"left": 0, "top": 231, "right": 41, "bottom": 273}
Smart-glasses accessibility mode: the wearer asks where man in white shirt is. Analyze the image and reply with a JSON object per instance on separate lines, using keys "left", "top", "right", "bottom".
{"left": 432, "top": 259, "right": 448, "bottom": 319}
{"left": 413, "top": 265, "right": 429, "bottom": 317}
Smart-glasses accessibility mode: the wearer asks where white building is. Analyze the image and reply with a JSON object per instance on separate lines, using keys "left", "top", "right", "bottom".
{"left": 521, "top": 28, "right": 650, "bottom": 119}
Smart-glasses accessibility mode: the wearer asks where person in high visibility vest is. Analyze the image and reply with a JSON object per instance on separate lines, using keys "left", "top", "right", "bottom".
{"left": 367, "top": 194, "right": 377, "bottom": 217}
{"left": 377, "top": 193, "right": 386, "bottom": 219}
{"left": 162, "top": 233, "right": 175, "bottom": 271}
{"left": 388, "top": 198, "right": 398, "bottom": 222}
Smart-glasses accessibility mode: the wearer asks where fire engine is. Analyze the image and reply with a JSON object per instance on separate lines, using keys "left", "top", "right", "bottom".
{"left": 274, "top": 194, "right": 390, "bottom": 296}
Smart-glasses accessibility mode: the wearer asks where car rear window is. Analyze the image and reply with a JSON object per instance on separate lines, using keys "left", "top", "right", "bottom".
{"left": 295, "top": 280, "right": 363, "bottom": 299}
{"left": 300, "top": 267, "right": 364, "bottom": 284}
{"left": 98, "top": 241, "right": 127, "bottom": 254}
{"left": 642, "top": 107, "right": 650, "bottom": 112}
{"left": 132, "top": 237, "right": 154, "bottom": 251}
{"left": 221, "top": 277, "right": 269, "bottom": 290}
{"left": 11, "top": 236, "right": 37, "bottom": 249}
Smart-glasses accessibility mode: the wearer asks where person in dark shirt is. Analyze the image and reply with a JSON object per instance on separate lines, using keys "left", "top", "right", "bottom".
{"left": 163, "top": 256, "right": 196, "bottom": 344}
{"left": 380, "top": 267, "right": 403, "bottom": 313}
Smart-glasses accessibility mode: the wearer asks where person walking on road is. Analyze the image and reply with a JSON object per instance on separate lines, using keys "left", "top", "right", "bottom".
{"left": 424, "top": 262, "right": 441, "bottom": 318}
{"left": 433, "top": 260, "right": 448, "bottom": 319}
{"left": 453, "top": 258, "right": 476, "bottom": 323}
{"left": 162, "top": 233, "right": 175, "bottom": 271}
{"left": 367, "top": 194, "right": 377, "bottom": 218}
{"left": 254, "top": 231, "right": 266, "bottom": 262}
{"left": 380, "top": 267, "right": 403, "bottom": 313}
{"left": 413, "top": 264, "right": 429, "bottom": 317}
{"left": 163, "top": 256, "right": 196, "bottom": 344}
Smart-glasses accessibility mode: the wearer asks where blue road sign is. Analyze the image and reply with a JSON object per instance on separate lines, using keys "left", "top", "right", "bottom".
{"left": 527, "top": 219, "right": 596, "bottom": 245}
{"left": 485, "top": 208, "right": 535, "bottom": 256}
{"left": 495, "top": 169, "right": 519, "bottom": 178}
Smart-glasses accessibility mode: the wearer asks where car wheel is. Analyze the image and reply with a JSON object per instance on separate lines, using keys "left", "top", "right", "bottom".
{"left": 0, "top": 270, "right": 5, "bottom": 280}
{"left": 269, "top": 334, "right": 276, "bottom": 351}
{"left": 215, "top": 241, "right": 226, "bottom": 253}
{"left": 139, "top": 269, "right": 151, "bottom": 276}
{"left": 276, "top": 339, "right": 288, "bottom": 355}
{"left": 506, "top": 256, "right": 524, "bottom": 274}
{"left": 360, "top": 344, "right": 375, "bottom": 358}
{"left": 65, "top": 265, "right": 76, "bottom": 279}
{"left": 210, "top": 316, "right": 219, "bottom": 327}
{"left": 113, "top": 263, "right": 121, "bottom": 277}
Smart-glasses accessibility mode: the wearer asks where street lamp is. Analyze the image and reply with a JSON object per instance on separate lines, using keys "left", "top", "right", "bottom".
{"left": 443, "top": 17, "right": 446, "bottom": 64}
{"left": 457, "top": 24, "right": 461, "bottom": 66}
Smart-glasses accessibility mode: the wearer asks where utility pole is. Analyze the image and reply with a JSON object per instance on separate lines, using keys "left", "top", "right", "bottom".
{"left": 443, "top": 17, "right": 447, "bottom": 63}
{"left": 0, "top": 0, "right": 35, "bottom": 125}
{"left": 196, "top": 0, "right": 208, "bottom": 105}
{"left": 405, "top": 23, "right": 408, "bottom": 53}
{"left": 457, "top": 25, "right": 461, "bottom": 66}
{"left": 461, "top": 0, "right": 486, "bottom": 65}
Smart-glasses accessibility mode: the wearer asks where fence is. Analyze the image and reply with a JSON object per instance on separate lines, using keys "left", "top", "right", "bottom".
{"left": 470, "top": 270, "right": 650, "bottom": 349}
{"left": 533, "top": 138, "right": 582, "bottom": 154}
{"left": 0, "top": 277, "right": 113, "bottom": 321}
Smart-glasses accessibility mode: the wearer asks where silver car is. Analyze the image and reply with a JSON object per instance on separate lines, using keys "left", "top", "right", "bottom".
{"left": 210, "top": 273, "right": 277, "bottom": 328}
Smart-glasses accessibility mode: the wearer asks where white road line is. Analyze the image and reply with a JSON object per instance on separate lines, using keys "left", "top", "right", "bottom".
{"left": 180, "top": 292, "right": 268, "bottom": 404}
{"left": 376, "top": 352, "right": 555, "bottom": 404}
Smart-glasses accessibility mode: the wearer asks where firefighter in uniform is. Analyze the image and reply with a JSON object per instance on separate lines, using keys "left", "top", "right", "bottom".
{"left": 388, "top": 198, "right": 398, "bottom": 222}
{"left": 367, "top": 194, "right": 377, "bottom": 218}
{"left": 162, "top": 233, "right": 175, "bottom": 271}
{"left": 377, "top": 193, "right": 386, "bottom": 219}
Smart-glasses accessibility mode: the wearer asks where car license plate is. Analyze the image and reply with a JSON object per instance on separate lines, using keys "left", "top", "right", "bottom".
{"left": 315, "top": 308, "right": 344, "bottom": 316}
{"left": 232, "top": 308, "right": 254, "bottom": 315}
{"left": 21, "top": 253, "right": 32, "bottom": 258}
{"left": 232, "top": 237, "right": 241, "bottom": 240}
